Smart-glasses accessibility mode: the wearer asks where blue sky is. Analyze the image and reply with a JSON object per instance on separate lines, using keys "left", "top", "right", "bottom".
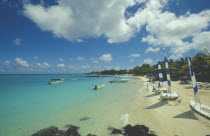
{"left": 0, "top": 0, "right": 210, "bottom": 74}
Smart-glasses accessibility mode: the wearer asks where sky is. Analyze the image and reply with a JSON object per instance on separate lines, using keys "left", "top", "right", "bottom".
{"left": 0, "top": 0, "right": 210, "bottom": 74}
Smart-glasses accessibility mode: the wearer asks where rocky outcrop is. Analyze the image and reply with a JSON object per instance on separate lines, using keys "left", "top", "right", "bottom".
{"left": 109, "top": 124, "right": 157, "bottom": 136}
{"left": 32, "top": 126, "right": 58, "bottom": 136}
{"left": 86, "top": 134, "right": 96, "bottom": 136}
{"left": 32, "top": 125, "right": 81, "bottom": 136}
{"left": 64, "top": 125, "right": 81, "bottom": 136}
{"left": 32, "top": 124, "right": 156, "bottom": 136}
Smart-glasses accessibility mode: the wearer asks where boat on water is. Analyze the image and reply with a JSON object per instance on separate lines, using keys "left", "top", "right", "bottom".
{"left": 188, "top": 58, "right": 210, "bottom": 119}
{"left": 48, "top": 79, "right": 64, "bottom": 85}
{"left": 160, "top": 50, "right": 181, "bottom": 102}
{"left": 109, "top": 78, "right": 129, "bottom": 83}
{"left": 93, "top": 85, "right": 105, "bottom": 90}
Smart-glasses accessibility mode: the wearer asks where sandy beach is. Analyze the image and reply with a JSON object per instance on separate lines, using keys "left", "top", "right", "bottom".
{"left": 131, "top": 76, "right": 210, "bottom": 136}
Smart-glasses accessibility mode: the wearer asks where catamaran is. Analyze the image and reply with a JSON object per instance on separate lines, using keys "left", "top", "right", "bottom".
{"left": 188, "top": 58, "right": 210, "bottom": 119}
{"left": 154, "top": 58, "right": 167, "bottom": 93}
{"left": 160, "top": 50, "right": 181, "bottom": 101}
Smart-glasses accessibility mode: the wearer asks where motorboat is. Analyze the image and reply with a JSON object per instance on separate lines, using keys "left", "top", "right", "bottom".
{"left": 109, "top": 78, "right": 129, "bottom": 83}
{"left": 48, "top": 79, "right": 64, "bottom": 85}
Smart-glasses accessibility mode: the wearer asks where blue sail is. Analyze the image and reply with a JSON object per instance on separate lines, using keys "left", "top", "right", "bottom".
{"left": 164, "top": 55, "right": 171, "bottom": 92}
{"left": 188, "top": 58, "right": 201, "bottom": 104}
{"left": 158, "top": 61, "right": 163, "bottom": 87}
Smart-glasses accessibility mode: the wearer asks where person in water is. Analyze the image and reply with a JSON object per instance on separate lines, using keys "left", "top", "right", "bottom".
{"left": 94, "top": 85, "right": 98, "bottom": 90}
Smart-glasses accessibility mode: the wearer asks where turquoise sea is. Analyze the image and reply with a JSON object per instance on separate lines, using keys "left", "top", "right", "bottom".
{"left": 0, "top": 74, "right": 142, "bottom": 136}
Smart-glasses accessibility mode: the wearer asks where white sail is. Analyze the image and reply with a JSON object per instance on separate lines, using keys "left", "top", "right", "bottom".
{"left": 187, "top": 58, "right": 201, "bottom": 104}
{"left": 157, "top": 60, "right": 163, "bottom": 87}
{"left": 164, "top": 52, "right": 171, "bottom": 93}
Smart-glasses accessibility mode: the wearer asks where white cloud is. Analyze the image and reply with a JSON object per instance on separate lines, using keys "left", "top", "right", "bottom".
{"left": 3, "top": 60, "right": 10, "bottom": 65}
{"left": 0, "top": 69, "right": 5, "bottom": 72}
{"left": 13, "top": 38, "right": 21, "bottom": 45}
{"left": 15, "top": 57, "right": 29, "bottom": 67}
{"left": 129, "top": 53, "right": 141, "bottom": 58}
{"left": 57, "top": 63, "right": 65, "bottom": 68}
{"left": 23, "top": 0, "right": 138, "bottom": 43}
{"left": 33, "top": 56, "right": 39, "bottom": 60}
{"left": 68, "top": 64, "right": 77, "bottom": 70}
{"left": 133, "top": 1, "right": 210, "bottom": 58}
{"left": 144, "top": 58, "right": 153, "bottom": 64}
{"left": 80, "top": 64, "right": 90, "bottom": 69}
{"left": 59, "top": 58, "right": 64, "bottom": 62}
{"left": 92, "top": 60, "right": 98, "bottom": 64}
{"left": 145, "top": 47, "right": 160, "bottom": 53}
{"left": 23, "top": 0, "right": 210, "bottom": 59}
{"left": 129, "top": 59, "right": 135, "bottom": 62}
{"left": 76, "top": 56, "right": 84, "bottom": 61}
{"left": 37, "top": 62, "right": 50, "bottom": 68}
{"left": 99, "top": 53, "right": 112, "bottom": 63}
{"left": 90, "top": 58, "right": 98, "bottom": 64}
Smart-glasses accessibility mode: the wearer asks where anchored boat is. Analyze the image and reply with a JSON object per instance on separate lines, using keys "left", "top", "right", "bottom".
{"left": 48, "top": 79, "right": 64, "bottom": 85}
{"left": 109, "top": 78, "right": 129, "bottom": 83}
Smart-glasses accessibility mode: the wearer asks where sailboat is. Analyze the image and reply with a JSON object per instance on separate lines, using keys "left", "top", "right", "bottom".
{"left": 154, "top": 58, "right": 167, "bottom": 93}
{"left": 160, "top": 50, "right": 181, "bottom": 101}
{"left": 188, "top": 58, "right": 210, "bottom": 119}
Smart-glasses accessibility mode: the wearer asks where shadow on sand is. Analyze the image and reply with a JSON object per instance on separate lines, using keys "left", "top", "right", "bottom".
{"left": 145, "top": 93, "right": 159, "bottom": 97}
{"left": 173, "top": 110, "right": 197, "bottom": 120}
{"left": 145, "top": 101, "right": 168, "bottom": 109}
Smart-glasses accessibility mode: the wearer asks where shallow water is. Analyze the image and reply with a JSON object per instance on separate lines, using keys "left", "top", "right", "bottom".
{"left": 0, "top": 74, "right": 142, "bottom": 136}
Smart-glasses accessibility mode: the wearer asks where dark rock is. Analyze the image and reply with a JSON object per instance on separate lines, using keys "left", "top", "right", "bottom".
{"left": 147, "top": 134, "right": 156, "bottom": 136}
{"left": 32, "top": 126, "right": 58, "bottom": 136}
{"left": 87, "top": 134, "right": 97, "bottom": 136}
{"left": 64, "top": 125, "right": 81, "bottom": 136}
{"left": 123, "top": 124, "right": 150, "bottom": 136}
{"left": 65, "top": 125, "right": 75, "bottom": 128}
{"left": 108, "top": 126, "right": 114, "bottom": 131}
{"left": 55, "top": 130, "right": 66, "bottom": 136}
{"left": 148, "top": 131, "right": 157, "bottom": 136}
{"left": 111, "top": 129, "right": 123, "bottom": 135}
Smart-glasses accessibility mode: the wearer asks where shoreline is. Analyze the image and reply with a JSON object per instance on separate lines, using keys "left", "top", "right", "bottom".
{"left": 8, "top": 75, "right": 210, "bottom": 136}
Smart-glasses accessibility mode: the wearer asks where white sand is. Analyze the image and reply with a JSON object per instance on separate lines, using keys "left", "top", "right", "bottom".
{"left": 134, "top": 76, "right": 210, "bottom": 136}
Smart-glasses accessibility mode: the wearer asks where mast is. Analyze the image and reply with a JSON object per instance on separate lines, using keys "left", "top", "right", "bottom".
{"left": 188, "top": 57, "right": 201, "bottom": 104}
{"left": 163, "top": 49, "right": 171, "bottom": 93}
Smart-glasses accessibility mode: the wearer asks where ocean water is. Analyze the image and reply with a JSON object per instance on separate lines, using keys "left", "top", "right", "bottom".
{"left": 0, "top": 74, "right": 143, "bottom": 136}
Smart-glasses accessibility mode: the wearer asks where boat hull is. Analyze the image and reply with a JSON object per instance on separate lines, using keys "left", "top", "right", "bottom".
{"left": 109, "top": 79, "right": 129, "bottom": 83}
{"left": 190, "top": 101, "right": 210, "bottom": 120}
{"left": 160, "top": 92, "right": 181, "bottom": 102}
{"left": 154, "top": 87, "right": 167, "bottom": 93}
{"left": 48, "top": 80, "right": 63, "bottom": 85}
